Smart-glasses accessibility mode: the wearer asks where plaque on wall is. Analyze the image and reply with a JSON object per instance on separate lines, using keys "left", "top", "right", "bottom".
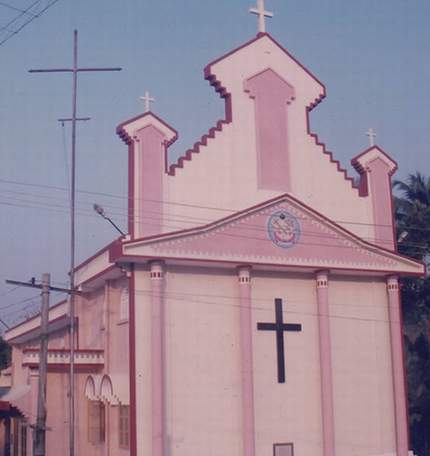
{"left": 274, "top": 443, "right": 294, "bottom": 456}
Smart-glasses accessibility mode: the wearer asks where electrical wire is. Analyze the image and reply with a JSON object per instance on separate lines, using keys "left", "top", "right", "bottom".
{"left": 0, "top": 294, "right": 40, "bottom": 312}
{"left": 0, "top": 182, "right": 427, "bottom": 246}
{"left": 0, "top": 192, "right": 427, "bottom": 256}
{"left": 1, "top": 177, "right": 427, "bottom": 231}
{"left": 0, "top": 286, "right": 20, "bottom": 298}
{"left": 0, "top": 0, "right": 61, "bottom": 46}
{"left": 0, "top": 2, "right": 37, "bottom": 16}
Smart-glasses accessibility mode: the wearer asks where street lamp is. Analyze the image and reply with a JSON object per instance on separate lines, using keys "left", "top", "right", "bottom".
{"left": 93, "top": 203, "right": 125, "bottom": 236}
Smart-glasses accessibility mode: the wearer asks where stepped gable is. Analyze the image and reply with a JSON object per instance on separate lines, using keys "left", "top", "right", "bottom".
{"left": 116, "top": 111, "right": 178, "bottom": 148}
{"left": 167, "top": 119, "right": 229, "bottom": 176}
{"left": 309, "top": 129, "right": 360, "bottom": 194}
{"left": 167, "top": 32, "right": 362, "bottom": 194}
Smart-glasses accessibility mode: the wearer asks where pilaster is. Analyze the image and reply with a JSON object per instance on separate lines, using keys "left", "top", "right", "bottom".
{"left": 150, "top": 261, "right": 166, "bottom": 456}
{"left": 316, "top": 271, "right": 336, "bottom": 456}
{"left": 387, "top": 276, "right": 409, "bottom": 456}
{"left": 237, "top": 266, "right": 256, "bottom": 456}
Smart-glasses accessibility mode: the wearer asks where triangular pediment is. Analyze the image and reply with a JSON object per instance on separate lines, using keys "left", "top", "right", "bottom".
{"left": 118, "top": 195, "right": 424, "bottom": 276}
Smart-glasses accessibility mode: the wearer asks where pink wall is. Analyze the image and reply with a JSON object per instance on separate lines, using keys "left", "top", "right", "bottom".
{"left": 5, "top": 275, "right": 130, "bottom": 456}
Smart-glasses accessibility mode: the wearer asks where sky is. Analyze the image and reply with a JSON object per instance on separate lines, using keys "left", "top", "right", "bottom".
{"left": 0, "top": 0, "right": 429, "bottom": 328}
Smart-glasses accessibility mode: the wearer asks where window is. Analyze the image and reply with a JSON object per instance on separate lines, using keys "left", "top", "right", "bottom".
{"left": 119, "top": 285, "right": 129, "bottom": 322}
{"left": 88, "top": 400, "right": 105, "bottom": 445}
{"left": 20, "top": 421, "right": 27, "bottom": 456}
{"left": 119, "top": 405, "right": 130, "bottom": 448}
{"left": 274, "top": 443, "right": 294, "bottom": 456}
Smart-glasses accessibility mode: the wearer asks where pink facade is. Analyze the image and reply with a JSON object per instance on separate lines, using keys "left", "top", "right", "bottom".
{"left": 2, "top": 278, "right": 130, "bottom": 456}
{"left": 2, "top": 29, "right": 424, "bottom": 456}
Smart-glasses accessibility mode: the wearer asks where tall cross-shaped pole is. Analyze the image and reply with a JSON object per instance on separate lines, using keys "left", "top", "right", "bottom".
{"left": 249, "top": 0, "right": 273, "bottom": 33}
{"left": 139, "top": 90, "right": 155, "bottom": 112}
{"left": 29, "top": 29, "right": 121, "bottom": 456}
{"left": 366, "top": 128, "right": 376, "bottom": 147}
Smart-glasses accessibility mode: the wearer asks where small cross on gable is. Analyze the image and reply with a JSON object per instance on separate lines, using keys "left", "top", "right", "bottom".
{"left": 366, "top": 128, "right": 376, "bottom": 147}
{"left": 139, "top": 90, "right": 155, "bottom": 113}
{"left": 249, "top": 0, "right": 273, "bottom": 34}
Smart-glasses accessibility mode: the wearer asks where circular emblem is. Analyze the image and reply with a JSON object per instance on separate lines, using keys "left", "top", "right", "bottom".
{"left": 267, "top": 210, "right": 300, "bottom": 248}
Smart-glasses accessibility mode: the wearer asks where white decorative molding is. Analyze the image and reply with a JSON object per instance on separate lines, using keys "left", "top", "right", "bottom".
{"left": 22, "top": 348, "right": 104, "bottom": 367}
{"left": 123, "top": 197, "right": 423, "bottom": 275}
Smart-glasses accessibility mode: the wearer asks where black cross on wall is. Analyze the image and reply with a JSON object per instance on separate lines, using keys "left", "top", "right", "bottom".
{"left": 257, "top": 298, "right": 302, "bottom": 383}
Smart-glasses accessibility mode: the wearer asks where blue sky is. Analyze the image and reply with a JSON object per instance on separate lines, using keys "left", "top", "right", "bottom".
{"left": 0, "top": 0, "right": 429, "bottom": 327}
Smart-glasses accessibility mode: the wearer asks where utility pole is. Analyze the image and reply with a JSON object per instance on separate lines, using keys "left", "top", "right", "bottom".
{"left": 33, "top": 273, "right": 50, "bottom": 456}
{"left": 5, "top": 277, "right": 80, "bottom": 454}
{"left": 28, "top": 30, "right": 122, "bottom": 456}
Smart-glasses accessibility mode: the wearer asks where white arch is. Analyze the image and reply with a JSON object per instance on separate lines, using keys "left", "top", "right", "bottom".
{"left": 84, "top": 375, "right": 102, "bottom": 401}
{"left": 100, "top": 374, "right": 119, "bottom": 405}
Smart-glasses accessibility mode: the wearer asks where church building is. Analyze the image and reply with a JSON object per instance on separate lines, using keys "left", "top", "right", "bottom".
{"left": 1, "top": 3, "right": 424, "bottom": 456}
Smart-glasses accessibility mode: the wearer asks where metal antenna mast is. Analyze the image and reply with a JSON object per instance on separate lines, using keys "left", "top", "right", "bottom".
{"left": 29, "top": 29, "right": 121, "bottom": 456}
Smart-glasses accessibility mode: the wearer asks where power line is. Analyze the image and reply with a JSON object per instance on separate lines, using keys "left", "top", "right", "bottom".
{"left": 0, "top": 294, "right": 40, "bottom": 311}
{"left": 0, "top": 291, "right": 65, "bottom": 327}
{"left": 0, "top": 177, "right": 428, "bottom": 233}
{"left": 0, "top": 285, "right": 20, "bottom": 298}
{"left": 0, "top": 186, "right": 423, "bottom": 242}
{"left": 0, "top": 191, "right": 427, "bottom": 255}
{"left": 0, "top": 195, "right": 427, "bottom": 258}
{"left": 2, "top": 285, "right": 405, "bottom": 335}
{"left": 0, "top": 0, "right": 61, "bottom": 47}
{"left": 0, "top": 2, "right": 37, "bottom": 16}
{"left": 0, "top": 0, "right": 40, "bottom": 31}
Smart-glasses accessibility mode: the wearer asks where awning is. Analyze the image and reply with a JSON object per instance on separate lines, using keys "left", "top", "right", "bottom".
{"left": 1, "top": 384, "right": 31, "bottom": 417}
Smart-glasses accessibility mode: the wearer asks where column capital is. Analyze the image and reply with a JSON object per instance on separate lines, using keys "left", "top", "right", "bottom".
{"left": 149, "top": 260, "right": 165, "bottom": 279}
{"left": 387, "top": 275, "right": 399, "bottom": 291}
{"left": 237, "top": 265, "right": 252, "bottom": 283}
{"left": 316, "top": 270, "right": 329, "bottom": 288}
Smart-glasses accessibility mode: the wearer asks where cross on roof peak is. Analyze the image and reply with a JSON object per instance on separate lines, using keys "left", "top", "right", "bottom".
{"left": 139, "top": 90, "right": 155, "bottom": 113}
{"left": 249, "top": 0, "right": 273, "bottom": 33}
{"left": 366, "top": 128, "right": 377, "bottom": 147}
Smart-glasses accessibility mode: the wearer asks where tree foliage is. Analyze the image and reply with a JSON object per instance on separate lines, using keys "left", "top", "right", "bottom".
{"left": 394, "top": 173, "right": 430, "bottom": 456}
{"left": 0, "top": 337, "right": 10, "bottom": 370}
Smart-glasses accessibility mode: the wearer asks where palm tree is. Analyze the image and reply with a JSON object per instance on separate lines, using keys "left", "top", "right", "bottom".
{"left": 394, "top": 172, "right": 430, "bottom": 456}
{"left": 394, "top": 172, "right": 430, "bottom": 261}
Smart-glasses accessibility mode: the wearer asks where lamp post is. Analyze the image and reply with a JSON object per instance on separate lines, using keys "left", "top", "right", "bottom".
{"left": 93, "top": 203, "right": 125, "bottom": 236}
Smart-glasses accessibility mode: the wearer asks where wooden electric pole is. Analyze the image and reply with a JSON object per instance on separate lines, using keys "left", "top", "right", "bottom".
{"left": 34, "top": 273, "right": 50, "bottom": 456}
{"left": 5, "top": 277, "right": 80, "bottom": 454}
